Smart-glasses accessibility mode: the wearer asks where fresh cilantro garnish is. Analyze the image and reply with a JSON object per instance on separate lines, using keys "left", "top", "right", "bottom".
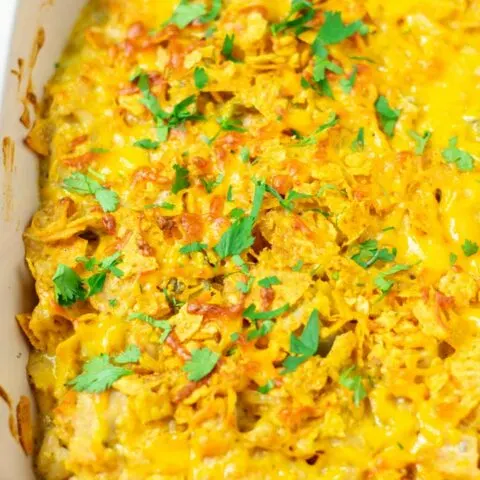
{"left": 258, "top": 276, "right": 281, "bottom": 288}
{"left": 271, "top": 0, "right": 315, "bottom": 36}
{"left": 312, "top": 11, "right": 368, "bottom": 59}
{"left": 247, "top": 320, "right": 275, "bottom": 341}
{"left": 172, "top": 164, "right": 190, "bottom": 193}
{"left": 166, "top": 0, "right": 206, "bottom": 29}
{"left": 230, "top": 332, "right": 240, "bottom": 342}
{"left": 214, "top": 180, "right": 266, "bottom": 258}
{"left": 375, "top": 96, "right": 400, "bottom": 137}
{"left": 137, "top": 73, "right": 202, "bottom": 141}
{"left": 109, "top": 298, "right": 118, "bottom": 307}
{"left": 194, "top": 67, "right": 208, "bottom": 89}
{"left": 339, "top": 365, "right": 367, "bottom": 406}
{"left": 265, "top": 183, "right": 312, "bottom": 210}
{"left": 331, "top": 271, "right": 340, "bottom": 280}
{"left": 282, "top": 309, "right": 319, "bottom": 373}
{"left": 163, "top": 287, "right": 185, "bottom": 311}
{"left": 339, "top": 66, "right": 357, "bottom": 94}
{"left": 292, "top": 259, "right": 304, "bottom": 271}
{"left": 449, "top": 252, "right": 458, "bottom": 266}
{"left": 134, "top": 138, "right": 159, "bottom": 150}
{"left": 221, "top": 34, "right": 241, "bottom": 62}
{"left": 301, "top": 74, "right": 333, "bottom": 99}
{"left": 63, "top": 172, "right": 119, "bottom": 212}
{"left": 240, "top": 146, "right": 250, "bottom": 163}
{"left": 408, "top": 130, "right": 432, "bottom": 155}
{"left": 313, "top": 57, "right": 343, "bottom": 83}
{"left": 67, "top": 354, "right": 132, "bottom": 393}
{"left": 179, "top": 242, "right": 208, "bottom": 254}
{"left": 183, "top": 347, "right": 220, "bottom": 381}
{"left": 442, "top": 137, "right": 474, "bottom": 172}
{"left": 294, "top": 113, "right": 338, "bottom": 146}
{"left": 128, "top": 312, "right": 172, "bottom": 343}
{"left": 144, "top": 201, "right": 175, "bottom": 210}
{"left": 230, "top": 207, "right": 245, "bottom": 219}
{"left": 227, "top": 185, "right": 234, "bottom": 201}
{"left": 461, "top": 239, "right": 478, "bottom": 257}
{"left": 351, "top": 127, "right": 365, "bottom": 151}
{"left": 374, "top": 264, "right": 411, "bottom": 294}
{"left": 114, "top": 345, "right": 141, "bottom": 364}
{"left": 53, "top": 265, "right": 86, "bottom": 306}
{"left": 243, "top": 303, "right": 290, "bottom": 321}
{"left": 199, "top": 0, "right": 222, "bottom": 23}
{"left": 208, "top": 117, "right": 246, "bottom": 144}
{"left": 232, "top": 254, "right": 249, "bottom": 274}
{"left": 90, "top": 147, "right": 109, "bottom": 154}
{"left": 351, "top": 240, "right": 396, "bottom": 269}
{"left": 257, "top": 379, "right": 275, "bottom": 394}
{"left": 236, "top": 276, "right": 254, "bottom": 293}
{"left": 54, "top": 253, "right": 123, "bottom": 306}
{"left": 201, "top": 173, "right": 224, "bottom": 193}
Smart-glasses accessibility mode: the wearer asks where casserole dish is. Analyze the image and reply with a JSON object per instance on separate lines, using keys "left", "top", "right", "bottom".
{"left": 2, "top": 1, "right": 480, "bottom": 479}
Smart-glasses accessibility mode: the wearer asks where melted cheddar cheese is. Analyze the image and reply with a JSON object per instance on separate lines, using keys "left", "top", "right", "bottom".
{"left": 20, "top": 0, "right": 480, "bottom": 479}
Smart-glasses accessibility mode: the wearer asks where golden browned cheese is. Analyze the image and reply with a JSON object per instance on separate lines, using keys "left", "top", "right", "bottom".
{"left": 20, "top": 0, "right": 480, "bottom": 479}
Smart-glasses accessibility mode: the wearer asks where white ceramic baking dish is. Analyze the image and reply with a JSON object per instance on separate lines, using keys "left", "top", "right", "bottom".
{"left": 0, "top": 1, "right": 86, "bottom": 478}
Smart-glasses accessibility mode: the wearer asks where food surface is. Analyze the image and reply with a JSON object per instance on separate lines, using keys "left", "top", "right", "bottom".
{"left": 20, "top": 0, "right": 480, "bottom": 478}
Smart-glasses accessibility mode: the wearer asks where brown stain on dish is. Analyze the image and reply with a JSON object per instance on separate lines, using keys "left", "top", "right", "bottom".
{"left": 11, "top": 58, "right": 25, "bottom": 91}
{"left": 16, "top": 396, "right": 34, "bottom": 455}
{"left": 0, "top": 385, "right": 18, "bottom": 440}
{"left": 2, "top": 137, "right": 15, "bottom": 221}
{"left": 20, "top": 27, "right": 45, "bottom": 129}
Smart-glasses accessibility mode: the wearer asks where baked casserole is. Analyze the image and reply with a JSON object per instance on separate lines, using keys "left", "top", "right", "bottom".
{"left": 20, "top": 0, "right": 480, "bottom": 478}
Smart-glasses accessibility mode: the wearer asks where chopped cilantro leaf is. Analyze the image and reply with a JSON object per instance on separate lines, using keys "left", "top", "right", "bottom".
{"left": 201, "top": 173, "right": 224, "bottom": 193}
{"left": 144, "top": 201, "right": 175, "bottom": 210}
{"left": 247, "top": 320, "right": 275, "bottom": 341}
{"left": 134, "top": 138, "right": 159, "bottom": 149}
{"left": 85, "top": 272, "right": 107, "bottom": 297}
{"left": 313, "top": 57, "right": 343, "bottom": 82}
{"left": 199, "top": 0, "right": 222, "bottom": 23}
{"left": 442, "top": 136, "right": 474, "bottom": 172}
{"left": 183, "top": 347, "right": 220, "bottom": 381}
{"left": 109, "top": 298, "right": 118, "bottom": 307}
{"left": 243, "top": 303, "right": 290, "bottom": 321}
{"left": 339, "top": 365, "right": 367, "bottom": 406}
{"left": 312, "top": 11, "right": 368, "bottom": 59}
{"left": 232, "top": 254, "right": 249, "bottom": 274}
{"left": 53, "top": 265, "right": 86, "bottom": 306}
{"left": 375, "top": 96, "right": 400, "bottom": 137}
{"left": 461, "top": 239, "right": 478, "bottom": 257}
{"left": 227, "top": 185, "right": 234, "bottom": 201}
{"left": 282, "top": 309, "right": 319, "bottom": 373}
{"left": 179, "top": 242, "right": 208, "bottom": 254}
{"left": 63, "top": 172, "right": 119, "bottom": 212}
{"left": 258, "top": 379, "right": 275, "bottom": 394}
{"left": 292, "top": 259, "right": 304, "bottom": 271}
{"left": 449, "top": 252, "right": 458, "bottom": 266}
{"left": 167, "top": 1, "right": 206, "bottom": 29}
{"left": 230, "top": 207, "right": 245, "bottom": 219}
{"left": 351, "top": 127, "right": 365, "bottom": 151}
{"left": 239, "top": 147, "right": 250, "bottom": 163}
{"left": 214, "top": 180, "right": 266, "bottom": 258}
{"left": 374, "top": 264, "right": 411, "bottom": 294}
{"left": 351, "top": 239, "right": 396, "bottom": 269}
{"left": 172, "top": 164, "right": 190, "bottom": 193}
{"left": 408, "top": 130, "right": 432, "bottom": 155}
{"left": 194, "top": 67, "right": 208, "bottom": 89}
{"left": 271, "top": 0, "right": 315, "bottom": 36}
{"left": 258, "top": 276, "right": 281, "bottom": 288}
{"left": 114, "top": 345, "right": 141, "bottom": 364}
{"left": 67, "top": 354, "right": 132, "bottom": 393}
{"left": 236, "top": 276, "right": 254, "bottom": 293}
{"left": 128, "top": 312, "right": 172, "bottom": 342}
{"left": 221, "top": 34, "right": 241, "bottom": 62}
{"left": 340, "top": 66, "right": 357, "bottom": 94}
{"left": 332, "top": 271, "right": 340, "bottom": 280}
